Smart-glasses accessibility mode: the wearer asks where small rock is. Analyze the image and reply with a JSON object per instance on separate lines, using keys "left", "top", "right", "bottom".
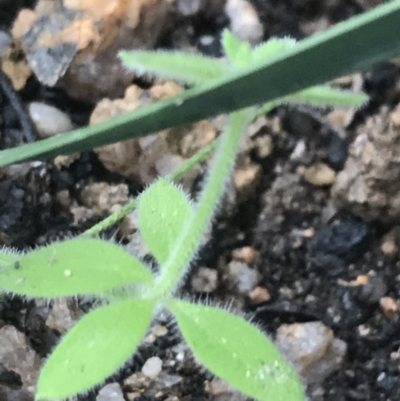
{"left": 327, "top": 133, "right": 348, "bottom": 171}
{"left": 18, "top": 0, "right": 170, "bottom": 102}
{"left": 0, "top": 386, "right": 34, "bottom": 401}
{"left": 303, "top": 163, "right": 336, "bottom": 187}
{"left": 381, "top": 238, "right": 398, "bottom": 256}
{"left": 55, "top": 189, "right": 71, "bottom": 209}
{"left": 254, "top": 135, "right": 273, "bottom": 159}
{"left": 1, "top": 56, "right": 32, "bottom": 91}
{"left": 380, "top": 297, "right": 399, "bottom": 319}
{"left": 142, "top": 357, "right": 162, "bottom": 379}
{"left": 11, "top": 9, "right": 37, "bottom": 42}
{"left": 205, "top": 378, "right": 247, "bottom": 401}
{"left": 191, "top": 267, "right": 218, "bottom": 293}
{"left": 225, "top": 0, "right": 263, "bottom": 45}
{"left": 355, "top": 274, "right": 369, "bottom": 286}
{"left": 178, "top": 120, "right": 217, "bottom": 158}
{"left": 232, "top": 246, "right": 257, "bottom": 264}
{"left": 28, "top": 102, "right": 74, "bottom": 138}
{"left": 91, "top": 82, "right": 214, "bottom": 187}
{"left": 326, "top": 109, "right": 352, "bottom": 129}
{"left": 302, "top": 227, "right": 316, "bottom": 238}
{"left": 307, "top": 212, "right": 370, "bottom": 269}
{"left": 355, "top": 275, "right": 387, "bottom": 305}
{"left": 222, "top": 261, "right": 260, "bottom": 294}
{"left": 198, "top": 34, "right": 222, "bottom": 57}
{"left": 276, "top": 322, "right": 347, "bottom": 387}
{"left": 80, "top": 182, "right": 129, "bottom": 214}
{"left": 53, "top": 153, "right": 80, "bottom": 168}
{"left": 145, "top": 324, "right": 169, "bottom": 344}
{"left": 0, "top": 326, "right": 41, "bottom": 393}
{"left": 46, "top": 299, "right": 82, "bottom": 334}
{"left": 205, "top": 378, "right": 232, "bottom": 396}
{"left": 290, "top": 140, "right": 307, "bottom": 161}
{"left": 155, "top": 373, "right": 182, "bottom": 388}
{"left": 332, "top": 103, "right": 400, "bottom": 223}
{"left": 381, "top": 230, "right": 399, "bottom": 256}
{"left": 176, "top": 0, "right": 202, "bottom": 15}
{"left": 70, "top": 205, "right": 96, "bottom": 226}
{"left": 152, "top": 324, "right": 168, "bottom": 337}
{"left": 249, "top": 286, "right": 271, "bottom": 303}
{"left": 97, "top": 383, "right": 124, "bottom": 401}
{"left": 124, "top": 372, "right": 150, "bottom": 394}
{"left": 0, "top": 31, "right": 12, "bottom": 56}
{"left": 234, "top": 163, "right": 261, "bottom": 201}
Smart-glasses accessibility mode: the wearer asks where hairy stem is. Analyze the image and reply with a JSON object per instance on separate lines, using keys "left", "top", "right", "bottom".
{"left": 153, "top": 109, "right": 252, "bottom": 300}
{"left": 82, "top": 140, "right": 217, "bottom": 238}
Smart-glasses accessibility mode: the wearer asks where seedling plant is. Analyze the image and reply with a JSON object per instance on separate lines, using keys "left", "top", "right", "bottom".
{"left": 0, "top": 30, "right": 368, "bottom": 401}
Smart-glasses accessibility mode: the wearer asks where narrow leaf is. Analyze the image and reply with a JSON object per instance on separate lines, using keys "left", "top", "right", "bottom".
{"left": 36, "top": 299, "right": 155, "bottom": 400}
{"left": 138, "top": 178, "right": 193, "bottom": 265}
{"left": 284, "top": 85, "right": 368, "bottom": 107}
{"left": 1, "top": 0, "right": 400, "bottom": 165}
{"left": 120, "top": 50, "right": 229, "bottom": 85}
{"left": 0, "top": 238, "right": 154, "bottom": 298}
{"left": 252, "top": 37, "right": 297, "bottom": 62}
{"left": 222, "top": 29, "right": 252, "bottom": 67}
{"left": 168, "top": 300, "right": 305, "bottom": 401}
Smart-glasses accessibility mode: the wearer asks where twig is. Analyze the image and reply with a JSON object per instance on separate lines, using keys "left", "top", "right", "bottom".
{"left": 0, "top": 68, "right": 38, "bottom": 143}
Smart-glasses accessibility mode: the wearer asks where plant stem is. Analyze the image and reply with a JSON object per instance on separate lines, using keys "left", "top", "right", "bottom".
{"left": 153, "top": 109, "right": 252, "bottom": 300}
{"left": 82, "top": 140, "right": 217, "bottom": 238}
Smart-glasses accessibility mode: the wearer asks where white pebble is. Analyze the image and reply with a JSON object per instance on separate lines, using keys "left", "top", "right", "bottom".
{"left": 96, "top": 383, "right": 124, "bottom": 401}
{"left": 225, "top": 0, "right": 264, "bottom": 45}
{"left": 142, "top": 356, "right": 162, "bottom": 379}
{"left": 275, "top": 322, "right": 347, "bottom": 386}
{"left": 28, "top": 102, "right": 74, "bottom": 138}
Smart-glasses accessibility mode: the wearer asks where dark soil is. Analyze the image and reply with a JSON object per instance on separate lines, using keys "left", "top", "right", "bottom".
{"left": 1, "top": 1, "right": 399, "bottom": 401}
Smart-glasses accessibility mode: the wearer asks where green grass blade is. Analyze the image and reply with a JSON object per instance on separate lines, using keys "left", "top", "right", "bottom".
{"left": 1, "top": 0, "right": 400, "bottom": 166}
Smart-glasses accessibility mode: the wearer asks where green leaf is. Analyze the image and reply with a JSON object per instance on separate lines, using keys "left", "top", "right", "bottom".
{"left": 120, "top": 50, "right": 229, "bottom": 85}
{"left": 0, "top": 238, "right": 154, "bottom": 298}
{"left": 167, "top": 300, "right": 305, "bottom": 401}
{"left": 0, "top": 249, "right": 20, "bottom": 268}
{"left": 36, "top": 299, "right": 155, "bottom": 400}
{"left": 138, "top": 178, "right": 193, "bottom": 265}
{"left": 285, "top": 85, "right": 368, "bottom": 107}
{"left": 222, "top": 29, "right": 252, "bottom": 67}
{"left": 251, "top": 37, "right": 296, "bottom": 62}
{"left": 1, "top": 0, "right": 400, "bottom": 165}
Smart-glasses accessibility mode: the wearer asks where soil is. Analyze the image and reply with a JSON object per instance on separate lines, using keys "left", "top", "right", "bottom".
{"left": 1, "top": 1, "right": 400, "bottom": 401}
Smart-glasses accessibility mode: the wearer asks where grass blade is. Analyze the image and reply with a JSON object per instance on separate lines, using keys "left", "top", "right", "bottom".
{"left": 1, "top": 0, "right": 400, "bottom": 166}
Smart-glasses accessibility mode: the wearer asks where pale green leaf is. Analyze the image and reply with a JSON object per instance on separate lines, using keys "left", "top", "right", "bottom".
{"left": 284, "top": 85, "right": 368, "bottom": 108}
{"left": 0, "top": 249, "right": 20, "bottom": 268}
{"left": 0, "top": 238, "right": 154, "bottom": 298}
{"left": 36, "top": 299, "right": 155, "bottom": 400}
{"left": 222, "top": 29, "right": 252, "bottom": 67}
{"left": 168, "top": 300, "right": 305, "bottom": 401}
{"left": 119, "top": 50, "right": 229, "bottom": 85}
{"left": 251, "top": 37, "right": 296, "bottom": 62}
{"left": 138, "top": 178, "right": 193, "bottom": 265}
